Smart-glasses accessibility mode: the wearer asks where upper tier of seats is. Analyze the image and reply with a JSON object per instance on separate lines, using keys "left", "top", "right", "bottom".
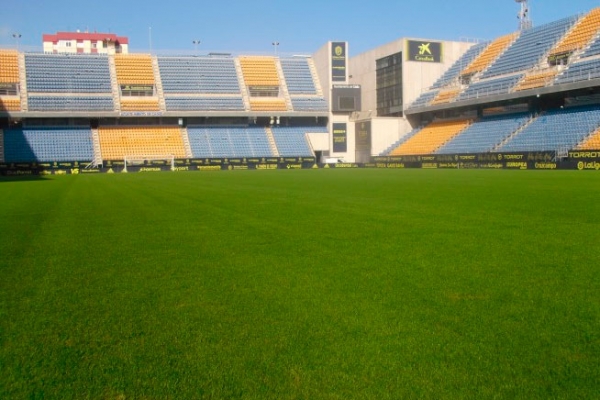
{"left": 0, "top": 50, "right": 19, "bottom": 83}
{"left": 239, "top": 57, "right": 280, "bottom": 87}
{"left": 157, "top": 56, "right": 241, "bottom": 94}
{"left": 550, "top": 8, "right": 600, "bottom": 56}
{"left": 430, "top": 41, "right": 489, "bottom": 89}
{"left": 114, "top": 54, "right": 155, "bottom": 85}
{"left": 460, "top": 34, "right": 517, "bottom": 77}
{"left": 25, "top": 53, "right": 112, "bottom": 93}
{"left": 280, "top": 58, "right": 317, "bottom": 94}
{"left": 481, "top": 15, "right": 580, "bottom": 79}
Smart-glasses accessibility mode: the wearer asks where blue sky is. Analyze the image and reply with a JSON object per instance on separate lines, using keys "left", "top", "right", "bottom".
{"left": 1, "top": 0, "right": 599, "bottom": 56}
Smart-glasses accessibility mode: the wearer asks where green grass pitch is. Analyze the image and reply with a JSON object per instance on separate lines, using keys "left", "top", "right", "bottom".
{"left": 1, "top": 169, "right": 599, "bottom": 399}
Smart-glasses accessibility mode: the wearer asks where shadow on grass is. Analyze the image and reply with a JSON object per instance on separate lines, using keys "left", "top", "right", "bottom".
{"left": 0, "top": 174, "right": 52, "bottom": 182}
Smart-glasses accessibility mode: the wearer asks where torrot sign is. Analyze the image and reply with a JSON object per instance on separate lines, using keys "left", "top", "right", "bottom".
{"left": 406, "top": 40, "right": 442, "bottom": 63}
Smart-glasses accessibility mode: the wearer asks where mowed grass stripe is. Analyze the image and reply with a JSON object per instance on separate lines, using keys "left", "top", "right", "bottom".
{"left": 0, "top": 169, "right": 599, "bottom": 399}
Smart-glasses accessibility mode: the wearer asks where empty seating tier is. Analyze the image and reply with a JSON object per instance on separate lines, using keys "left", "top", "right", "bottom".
{"left": 0, "top": 98, "right": 21, "bottom": 112}
{"left": 164, "top": 97, "right": 245, "bottom": 111}
{"left": 500, "top": 105, "right": 600, "bottom": 152}
{"left": 430, "top": 41, "right": 489, "bottom": 89}
{"left": 578, "top": 127, "right": 600, "bottom": 149}
{"left": 27, "top": 96, "right": 114, "bottom": 112}
{"left": 3, "top": 127, "right": 94, "bottom": 162}
{"left": 24, "top": 53, "right": 112, "bottom": 93}
{"left": 515, "top": 69, "right": 558, "bottom": 91}
{"left": 249, "top": 98, "right": 288, "bottom": 112}
{"left": 390, "top": 119, "right": 471, "bottom": 155}
{"left": 280, "top": 58, "right": 317, "bottom": 94}
{"left": 120, "top": 98, "right": 160, "bottom": 111}
{"left": 157, "top": 56, "right": 241, "bottom": 94}
{"left": 481, "top": 15, "right": 580, "bottom": 79}
{"left": 407, "top": 90, "right": 439, "bottom": 109}
{"left": 0, "top": 50, "right": 20, "bottom": 83}
{"left": 550, "top": 8, "right": 600, "bottom": 56}
{"left": 114, "top": 54, "right": 155, "bottom": 85}
{"left": 431, "top": 88, "right": 460, "bottom": 105}
{"left": 460, "top": 34, "right": 518, "bottom": 77}
{"left": 582, "top": 36, "right": 600, "bottom": 58}
{"left": 187, "top": 126, "right": 273, "bottom": 158}
{"left": 436, "top": 113, "right": 530, "bottom": 154}
{"left": 271, "top": 126, "right": 317, "bottom": 157}
{"left": 457, "top": 74, "right": 523, "bottom": 101}
{"left": 239, "top": 57, "right": 280, "bottom": 87}
{"left": 290, "top": 97, "right": 328, "bottom": 112}
{"left": 555, "top": 58, "right": 600, "bottom": 84}
{"left": 98, "top": 126, "right": 186, "bottom": 160}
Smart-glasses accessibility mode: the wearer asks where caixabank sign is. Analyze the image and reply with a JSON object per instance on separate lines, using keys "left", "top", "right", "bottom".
{"left": 406, "top": 40, "right": 442, "bottom": 63}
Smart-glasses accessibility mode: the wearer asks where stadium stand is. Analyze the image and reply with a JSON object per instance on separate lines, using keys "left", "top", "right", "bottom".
{"left": 430, "top": 88, "right": 461, "bottom": 105}
{"left": 500, "top": 105, "right": 600, "bottom": 152}
{"left": 380, "top": 127, "right": 422, "bottom": 156}
{"left": 120, "top": 98, "right": 160, "bottom": 111}
{"left": 24, "top": 53, "right": 112, "bottom": 93}
{"left": 280, "top": 58, "right": 317, "bottom": 94}
{"left": 0, "top": 50, "right": 20, "bottom": 83}
{"left": 582, "top": 36, "right": 600, "bottom": 57}
{"left": 407, "top": 90, "right": 439, "bottom": 109}
{"left": 27, "top": 96, "right": 114, "bottom": 112}
{"left": 457, "top": 74, "right": 523, "bottom": 101}
{"left": 481, "top": 15, "right": 580, "bottom": 79}
{"left": 157, "top": 56, "right": 241, "bottom": 94}
{"left": 555, "top": 58, "right": 600, "bottom": 84}
{"left": 578, "top": 127, "right": 600, "bottom": 149}
{"left": 239, "top": 57, "right": 280, "bottom": 86}
{"left": 164, "top": 97, "right": 245, "bottom": 111}
{"left": 0, "top": 98, "right": 21, "bottom": 112}
{"left": 390, "top": 119, "right": 471, "bottom": 155}
{"left": 515, "top": 69, "right": 559, "bottom": 91}
{"left": 3, "top": 127, "right": 94, "bottom": 162}
{"left": 97, "top": 126, "right": 186, "bottom": 160}
{"left": 290, "top": 97, "right": 328, "bottom": 112}
{"left": 271, "top": 126, "right": 317, "bottom": 157}
{"left": 114, "top": 54, "right": 155, "bottom": 85}
{"left": 460, "top": 34, "right": 518, "bottom": 78}
{"left": 550, "top": 8, "right": 600, "bottom": 57}
{"left": 249, "top": 98, "right": 288, "bottom": 112}
{"left": 436, "top": 113, "right": 530, "bottom": 154}
{"left": 187, "top": 126, "right": 273, "bottom": 158}
{"left": 430, "top": 41, "right": 489, "bottom": 89}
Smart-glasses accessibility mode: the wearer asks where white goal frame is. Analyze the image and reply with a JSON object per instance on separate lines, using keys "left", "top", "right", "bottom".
{"left": 123, "top": 155, "right": 175, "bottom": 172}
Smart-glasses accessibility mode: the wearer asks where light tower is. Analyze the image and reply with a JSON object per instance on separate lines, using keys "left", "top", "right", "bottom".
{"left": 516, "top": 0, "right": 532, "bottom": 31}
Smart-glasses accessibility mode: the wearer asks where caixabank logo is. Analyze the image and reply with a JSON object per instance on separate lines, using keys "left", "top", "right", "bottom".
{"left": 407, "top": 40, "right": 442, "bottom": 63}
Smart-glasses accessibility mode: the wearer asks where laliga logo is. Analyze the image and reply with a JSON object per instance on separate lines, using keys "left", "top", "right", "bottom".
{"left": 335, "top": 46, "right": 343, "bottom": 56}
{"left": 578, "top": 161, "right": 584, "bottom": 170}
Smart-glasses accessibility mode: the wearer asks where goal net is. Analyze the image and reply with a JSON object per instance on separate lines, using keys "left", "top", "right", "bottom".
{"left": 123, "top": 155, "right": 175, "bottom": 172}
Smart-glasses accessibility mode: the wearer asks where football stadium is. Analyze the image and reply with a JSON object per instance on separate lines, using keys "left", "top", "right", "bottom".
{"left": 1, "top": 1, "right": 599, "bottom": 398}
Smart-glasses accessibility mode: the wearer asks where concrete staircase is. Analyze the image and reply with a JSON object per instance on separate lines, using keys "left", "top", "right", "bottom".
{"left": 234, "top": 58, "right": 251, "bottom": 111}
{"left": 264, "top": 126, "right": 280, "bottom": 156}
{"left": 107, "top": 55, "right": 121, "bottom": 112}
{"left": 17, "top": 53, "right": 28, "bottom": 112}
{"left": 152, "top": 56, "right": 167, "bottom": 112}
{"left": 180, "top": 126, "right": 193, "bottom": 158}
{"left": 274, "top": 59, "right": 292, "bottom": 111}
{"left": 90, "top": 127, "right": 103, "bottom": 167}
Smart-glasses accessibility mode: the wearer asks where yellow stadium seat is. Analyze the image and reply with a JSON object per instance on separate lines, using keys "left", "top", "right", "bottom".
{"left": 390, "top": 119, "right": 471, "bottom": 155}
{"left": 98, "top": 126, "right": 186, "bottom": 160}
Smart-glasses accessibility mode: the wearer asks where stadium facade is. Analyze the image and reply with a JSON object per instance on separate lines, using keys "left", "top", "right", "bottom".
{"left": 1, "top": 7, "right": 600, "bottom": 174}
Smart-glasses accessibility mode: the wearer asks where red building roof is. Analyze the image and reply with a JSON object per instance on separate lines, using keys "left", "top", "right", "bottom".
{"left": 42, "top": 32, "right": 129, "bottom": 45}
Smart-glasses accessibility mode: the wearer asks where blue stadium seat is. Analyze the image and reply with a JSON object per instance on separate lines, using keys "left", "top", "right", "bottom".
{"left": 3, "top": 127, "right": 94, "bottom": 162}
{"left": 157, "top": 56, "right": 241, "bottom": 94}
{"left": 24, "top": 53, "right": 112, "bottom": 93}
{"left": 431, "top": 41, "right": 490, "bottom": 89}
{"left": 481, "top": 15, "right": 580, "bottom": 79}
{"left": 499, "top": 105, "right": 600, "bottom": 152}
{"left": 436, "top": 113, "right": 530, "bottom": 154}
